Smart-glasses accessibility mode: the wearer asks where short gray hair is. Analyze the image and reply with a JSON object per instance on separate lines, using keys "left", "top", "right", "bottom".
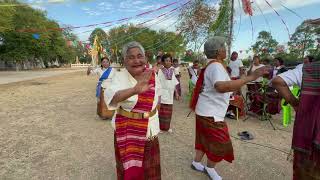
{"left": 204, "top": 36, "right": 226, "bottom": 59}
{"left": 122, "top": 41, "right": 145, "bottom": 58}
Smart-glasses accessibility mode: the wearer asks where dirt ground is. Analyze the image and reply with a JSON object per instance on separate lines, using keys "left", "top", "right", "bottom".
{"left": 0, "top": 68, "right": 293, "bottom": 180}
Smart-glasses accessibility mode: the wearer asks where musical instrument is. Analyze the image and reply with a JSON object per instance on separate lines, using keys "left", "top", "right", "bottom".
{"left": 246, "top": 83, "right": 281, "bottom": 115}
{"left": 97, "top": 88, "right": 115, "bottom": 119}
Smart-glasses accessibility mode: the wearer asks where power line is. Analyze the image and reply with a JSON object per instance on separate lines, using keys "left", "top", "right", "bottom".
{"left": 263, "top": 0, "right": 291, "bottom": 39}
{"left": 254, "top": 1, "right": 272, "bottom": 34}
{"left": 233, "top": 0, "right": 243, "bottom": 42}
{"left": 280, "top": 3, "right": 303, "bottom": 20}
{"left": 15, "top": 0, "right": 183, "bottom": 33}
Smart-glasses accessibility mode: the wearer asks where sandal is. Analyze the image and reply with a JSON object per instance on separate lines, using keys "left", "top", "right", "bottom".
{"left": 238, "top": 131, "right": 254, "bottom": 140}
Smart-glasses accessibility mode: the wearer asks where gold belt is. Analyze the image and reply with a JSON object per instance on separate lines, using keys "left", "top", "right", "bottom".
{"left": 118, "top": 107, "right": 157, "bottom": 119}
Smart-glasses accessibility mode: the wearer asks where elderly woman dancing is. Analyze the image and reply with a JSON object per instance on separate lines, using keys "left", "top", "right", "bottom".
{"left": 190, "top": 37, "right": 269, "bottom": 180}
{"left": 102, "top": 41, "right": 161, "bottom": 180}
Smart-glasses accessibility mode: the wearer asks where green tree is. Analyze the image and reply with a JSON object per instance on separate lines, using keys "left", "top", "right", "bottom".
{"left": 177, "top": 0, "right": 216, "bottom": 52}
{"left": 252, "top": 31, "right": 278, "bottom": 59}
{"left": 209, "top": 0, "right": 231, "bottom": 37}
{"left": 0, "top": 0, "right": 16, "bottom": 32}
{"left": 288, "top": 22, "right": 319, "bottom": 58}
{"left": 0, "top": 0, "right": 81, "bottom": 68}
{"left": 106, "top": 24, "right": 186, "bottom": 63}
{"left": 89, "top": 28, "right": 108, "bottom": 48}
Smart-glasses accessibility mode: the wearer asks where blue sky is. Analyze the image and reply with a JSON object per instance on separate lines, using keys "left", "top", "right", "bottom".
{"left": 24, "top": 0, "right": 320, "bottom": 57}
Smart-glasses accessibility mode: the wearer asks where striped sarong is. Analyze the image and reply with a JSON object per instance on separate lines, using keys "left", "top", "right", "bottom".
{"left": 293, "top": 149, "right": 320, "bottom": 180}
{"left": 195, "top": 115, "right": 234, "bottom": 163}
{"left": 292, "top": 61, "right": 320, "bottom": 180}
{"left": 115, "top": 135, "right": 161, "bottom": 180}
{"left": 115, "top": 72, "right": 156, "bottom": 180}
{"left": 159, "top": 104, "right": 173, "bottom": 131}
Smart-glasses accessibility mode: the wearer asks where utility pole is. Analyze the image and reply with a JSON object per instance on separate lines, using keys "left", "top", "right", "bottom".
{"left": 228, "top": 0, "right": 235, "bottom": 58}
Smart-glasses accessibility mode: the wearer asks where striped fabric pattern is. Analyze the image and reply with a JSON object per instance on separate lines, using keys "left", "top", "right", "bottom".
{"left": 159, "top": 104, "right": 173, "bottom": 131}
{"left": 115, "top": 72, "right": 156, "bottom": 179}
{"left": 195, "top": 115, "right": 234, "bottom": 163}
{"left": 301, "top": 62, "right": 320, "bottom": 95}
{"left": 292, "top": 61, "right": 320, "bottom": 180}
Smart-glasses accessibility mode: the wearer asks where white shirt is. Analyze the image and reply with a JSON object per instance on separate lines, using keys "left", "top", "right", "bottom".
{"left": 278, "top": 64, "right": 303, "bottom": 88}
{"left": 195, "top": 62, "right": 231, "bottom": 122}
{"left": 229, "top": 59, "right": 243, "bottom": 78}
{"left": 188, "top": 67, "right": 199, "bottom": 85}
{"left": 250, "top": 64, "right": 265, "bottom": 82}
{"left": 102, "top": 69, "right": 161, "bottom": 137}
{"left": 90, "top": 67, "right": 107, "bottom": 78}
{"left": 158, "top": 69, "right": 179, "bottom": 105}
{"left": 273, "top": 66, "right": 281, "bottom": 79}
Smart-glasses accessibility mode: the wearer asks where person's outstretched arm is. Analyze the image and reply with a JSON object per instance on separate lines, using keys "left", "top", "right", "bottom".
{"left": 215, "top": 66, "right": 270, "bottom": 93}
{"left": 272, "top": 76, "right": 299, "bottom": 111}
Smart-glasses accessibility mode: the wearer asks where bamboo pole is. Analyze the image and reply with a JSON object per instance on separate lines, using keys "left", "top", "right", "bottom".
{"left": 228, "top": 0, "right": 235, "bottom": 59}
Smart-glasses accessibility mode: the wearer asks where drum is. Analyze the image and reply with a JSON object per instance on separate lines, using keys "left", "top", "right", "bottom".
{"left": 97, "top": 88, "right": 115, "bottom": 120}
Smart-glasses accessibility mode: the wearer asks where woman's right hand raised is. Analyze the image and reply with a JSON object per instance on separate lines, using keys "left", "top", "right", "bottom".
{"left": 133, "top": 70, "right": 153, "bottom": 94}
{"left": 250, "top": 66, "right": 271, "bottom": 81}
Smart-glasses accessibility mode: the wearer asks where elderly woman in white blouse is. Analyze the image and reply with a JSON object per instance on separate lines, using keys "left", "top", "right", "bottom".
{"left": 191, "top": 37, "right": 269, "bottom": 180}
{"left": 102, "top": 41, "right": 161, "bottom": 180}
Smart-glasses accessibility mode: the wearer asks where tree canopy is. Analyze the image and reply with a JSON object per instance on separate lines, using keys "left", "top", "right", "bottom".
{"left": 0, "top": 0, "right": 85, "bottom": 66}
{"left": 251, "top": 31, "right": 279, "bottom": 59}
{"left": 105, "top": 24, "right": 186, "bottom": 63}
{"left": 177, "top": 0, "right": 216, "bottom": 52}
{"left": 288, "top": 22, "right": 320, "bottom": 58}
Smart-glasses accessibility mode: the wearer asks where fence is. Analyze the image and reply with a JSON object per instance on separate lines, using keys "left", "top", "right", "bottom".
{"left": 71, "top": 63, "right": 91, "bottom": 68}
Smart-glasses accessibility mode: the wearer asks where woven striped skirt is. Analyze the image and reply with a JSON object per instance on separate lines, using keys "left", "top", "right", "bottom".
{"left": 114, "top": 135, "right": 161, "bottom": 180}
{"left": 159, "top": 104, "right": 173, "bottom": 131}
{"left": 293, "top": 148, "right": 320, "bottom": 180}
{"left": 195, "top": 115, "right": 234, "bottom": 163}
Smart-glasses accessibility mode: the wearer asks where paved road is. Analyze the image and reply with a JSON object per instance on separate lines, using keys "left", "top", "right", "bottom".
{"left": 0, "top": 69, "right": 84, "bottom": 85}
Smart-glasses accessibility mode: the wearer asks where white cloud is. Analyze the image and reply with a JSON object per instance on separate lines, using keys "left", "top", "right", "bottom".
{"left": 87, "top": 11, "right": 103, "bottom": 16}
{"left": 82, "top": 3, "right": 114, "bottom": 17}
{"left": 119, "top": 0, "right": 164, "bottom": 13}
{"left": 81, "top": 7, "right": 90, "bottom": 11}
{"left": 132, "top": 1, "right": 144, "bottom": 5}
{"left": 76, "top": 31, "right": 91, "bottom": 41}
{"left": 150, "top": 16, "right": 178, "bottom": 32}
{"left": 47, "top": 0, "right": 65, "bottom": 3}
{"left": 119, "top": 0, "right": 132, "bottom": 9}
{"left": 139, "top": 5, "right": 156, "bottom": 10}
{"left": 98, "top": 2, "right": 113, "bottom": 10}
{"left": 31, "top": 4, "right": 46, "bottom": 11}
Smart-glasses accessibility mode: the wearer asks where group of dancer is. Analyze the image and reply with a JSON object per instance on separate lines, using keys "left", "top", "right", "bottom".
{"left": 87, "top": 37, "right": 319, "bottom": 180}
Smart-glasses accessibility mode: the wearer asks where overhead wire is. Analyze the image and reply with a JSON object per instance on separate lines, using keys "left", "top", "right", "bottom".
{"left": 263, "top": 0, "right": 291, "bottom": 39}
{"left": 233, "top": 0, "right": 243, "bottom": 42}
{"left": 253, "top": 1, "right": 272, "bottom": 34}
